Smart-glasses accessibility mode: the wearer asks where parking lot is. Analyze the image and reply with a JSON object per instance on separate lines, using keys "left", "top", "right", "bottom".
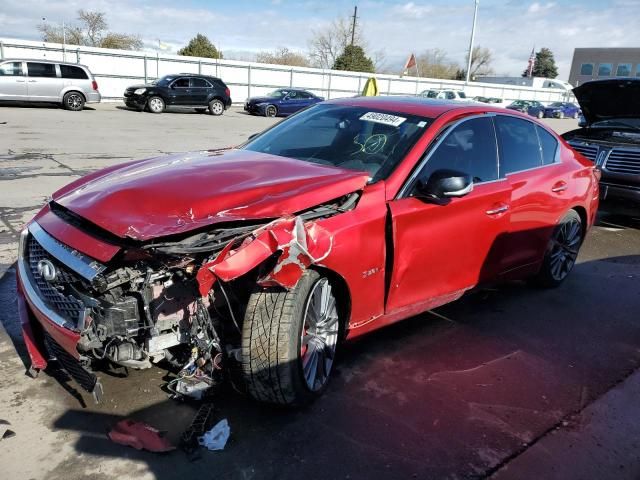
{"left": 1, "top": 103, "right": 640, "bottom": 480}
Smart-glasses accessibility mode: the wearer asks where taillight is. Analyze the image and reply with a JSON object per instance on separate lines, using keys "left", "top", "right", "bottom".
{"left": 92, "top": 80, "right": 98, "bottom": 91}
{"left": 225, "top": 87, "right": 230, "bottom": 97}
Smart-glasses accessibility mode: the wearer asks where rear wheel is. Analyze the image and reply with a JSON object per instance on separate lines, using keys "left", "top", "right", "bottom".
{"left": 147, "top": 96, "right": 165, "bottom": 114}
{"left": 558, "top": 111, "right": 565, "bottom": 119}
{"left": 537, "top": 110, "right": 544, "bottom": 119}
{"left": 242, "top": 270, "right": 341, "bottom": 406}
{"left": 209, "top": 99, "right": 224, "bottom": 116}
{"left": 63, "top": 91, "right": 85, "bottom": 111}
{"left": 265, "top": 105, "right": 277, "bottom": 117}
{"left": 531, "top": 210, "right": 583, "bottom": 288}
{"left": 573, "top": 111, "right": 579, "bottom": 119}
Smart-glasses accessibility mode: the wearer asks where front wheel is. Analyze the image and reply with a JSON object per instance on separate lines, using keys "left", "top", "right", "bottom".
{"left": 531, "top": 210, "right": 583, "bottom": 288}
{"left": 63, "top": 91, "right": 85, "bottom": 111}
{"left": 573, "top": 111, "right": 580, "bottom": 119}
{"left": 537, "top": 110, "right": 544, "bottom": 119}
{"left": 147, "top": 96, "right": 165, "bottom": 114}
{"left": 557, "top": 111, "right": 565, "bottom": 119}
{"left": 242, "top": 270, "right": 341, "bottom": 406}
{"left": 265, "top": 105, "right": 277, "bottom": 117}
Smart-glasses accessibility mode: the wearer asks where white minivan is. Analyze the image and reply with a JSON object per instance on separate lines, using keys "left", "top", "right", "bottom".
{"left": 0, "top": 59, "right": 101, "bottom": 110}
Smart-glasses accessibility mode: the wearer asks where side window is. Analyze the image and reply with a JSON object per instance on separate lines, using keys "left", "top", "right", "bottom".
{"left": 172, "top": 78, "right": 190, "bottom": 88}
{"left": 537, "top": 126, "right": 559, "bottom": 165}
{"left": 27, "top": 63, "right": 57, "bottom": 78}
{"left": 60, "top": 65, "right": 88, "bottom": 79}
{"left": 0, "top": 62, "right": 23, "bottom": 76}
{"left": 191, "top": 78, "right": 211, "bottom": 88}
{"left": 446, "top": 91, "right": 456, "bottom": 100}
{"left": 288, "top": 91, "right": 298, "bottom": 98}
{"left": 297, "top": 91, "right": 311, "bottom": 99}
{"left": 495, "top": 116, "right": 542, "bottom": 174}
{"left": 417, "top": 117, "right": 498, "bottom": 185}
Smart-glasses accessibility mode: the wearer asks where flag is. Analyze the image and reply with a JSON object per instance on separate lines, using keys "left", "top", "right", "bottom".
{"left": 403, "top": 53, "right": 417, "bottom": 74}
{"left": 527, "top": 48, "right": 535, "bottom": 77}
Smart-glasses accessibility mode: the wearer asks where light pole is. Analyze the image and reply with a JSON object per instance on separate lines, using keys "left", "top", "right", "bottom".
{"left": 42, "top": 17, "right": 66, "bottom": 61}
{"left": 465, "top": 0, "right": 479, "bottom": 84}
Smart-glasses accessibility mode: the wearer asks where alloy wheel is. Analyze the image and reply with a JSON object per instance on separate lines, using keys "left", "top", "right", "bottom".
{"left": 67, "top": 94, "right": 83, "bottom": 110}
{"left": 548, "top": 218, "right": 582, "bottom": 282}
{"left": 300, "top": 278, "right": 339, "bottom": 392}
{"left": 210, "top": 101, "right": 223, "bottom": 115}
{"left": 149, "top": 97, "right": 164, "bottom": 113}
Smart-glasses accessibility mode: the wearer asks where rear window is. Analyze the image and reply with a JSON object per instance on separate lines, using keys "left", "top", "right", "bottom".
{"left": 27, "top": 63, "right": 57, "bottom": 78}
{"left": 60, "top": 65, "right": 88, "bottom": 79}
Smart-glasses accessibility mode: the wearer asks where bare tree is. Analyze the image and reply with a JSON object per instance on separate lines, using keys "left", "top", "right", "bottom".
{"left": 37, "top": 10, "right": 142, "bottom": 51}
{"left": 416, "top": 48, "right": 461, "bottom": 80}
{"left": 308, "top": 16, "right": 363, "bottom": 69}
{"left": 255, "top": 47, "right": 311, "bottom": 67}
{"left": 468, "top": 46, "right": 494, "bottom": 76}
{"left": 78, "top": 9, "right": 107, "bottom": 46}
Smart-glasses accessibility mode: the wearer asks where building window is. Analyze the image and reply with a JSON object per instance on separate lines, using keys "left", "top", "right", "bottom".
{"left": 636, "top": 65, "right": 640, "bottom": 78}
{"left": 598, "top": 63, "right": 612, "bottom": 76}
{"left": 616, "top": 63, "right": 632, "bottom": 76}
{"left": 579, "top": 63, "right": 594, "bottom": 76}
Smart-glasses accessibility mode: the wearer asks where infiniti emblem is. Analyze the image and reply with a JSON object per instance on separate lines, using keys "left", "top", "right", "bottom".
{"left": 37, "top": 259, "right": 57, "bottom": 282}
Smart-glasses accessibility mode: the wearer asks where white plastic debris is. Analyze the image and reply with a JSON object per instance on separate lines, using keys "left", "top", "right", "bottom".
{"left": 198, "top": 419, "right": 230, "bottom": 451}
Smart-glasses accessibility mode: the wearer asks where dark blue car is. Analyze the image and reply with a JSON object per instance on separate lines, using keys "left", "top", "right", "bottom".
{"left": 506, "top": 100, "right": 545, "bottom": 118}
{"left": 542, "top": 102, "right": 582, "bottom": 119}
{"left": 244, "top": 88, "right": 324, "bottom": 117}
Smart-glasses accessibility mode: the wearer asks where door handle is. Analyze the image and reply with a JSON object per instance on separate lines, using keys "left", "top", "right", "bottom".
{"left": 551, "top": 181, "right": 568, "bottom": 193}
{"left": 486, "top": 204, "right": 509, "bottom": 215}
{"left": 28, "top": 80, "right": 37, "bottom": 83}
{"left": 16, "top": 79, "right": 26, "bottom": 82}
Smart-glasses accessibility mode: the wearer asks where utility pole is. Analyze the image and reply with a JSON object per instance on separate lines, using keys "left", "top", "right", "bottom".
{"left": 465, "top": 0, "right": 479, "bottom": 84}
{"left": 351, "top": 6, "right": 358, "bottom": 46}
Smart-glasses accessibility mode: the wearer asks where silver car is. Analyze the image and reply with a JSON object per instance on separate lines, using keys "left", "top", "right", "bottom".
{"left": 0, "top": 59, "right": 101, "bottom": 111}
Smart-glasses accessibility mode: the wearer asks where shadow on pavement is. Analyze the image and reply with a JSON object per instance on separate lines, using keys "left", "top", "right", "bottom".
{"left": 37, "top": 254, "right": 640, "bottom": 480}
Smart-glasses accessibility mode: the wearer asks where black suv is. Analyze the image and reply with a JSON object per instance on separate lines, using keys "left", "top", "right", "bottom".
{"left": 563, "top": 79, "right": 640, "bottom": 209}
{"left": 124, "top": 74, "right": 232, "bottom": 115}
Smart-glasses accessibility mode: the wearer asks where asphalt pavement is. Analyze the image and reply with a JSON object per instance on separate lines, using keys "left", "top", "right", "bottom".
{"left": 1, "top": 103, "right": 639, "bottom": 480}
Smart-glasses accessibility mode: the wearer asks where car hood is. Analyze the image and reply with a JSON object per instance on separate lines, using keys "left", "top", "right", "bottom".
{"left": 247, "top": 96, "right": 275, "bottom": 104}
{"left": 573, "top": 79, "right": 640, "bottom": 125}
{"left": 51, "top": 149, "right": 369, "bottom": 241}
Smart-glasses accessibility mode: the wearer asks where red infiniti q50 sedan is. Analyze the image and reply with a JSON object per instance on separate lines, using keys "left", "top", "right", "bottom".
{"left": 17, "top": 97, "right": 599, "bottom": 406}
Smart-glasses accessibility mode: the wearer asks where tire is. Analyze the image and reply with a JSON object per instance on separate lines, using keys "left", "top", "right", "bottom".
{"left": 208, "top": 99, "right": 224, "bottom": 116}
{"left": 558, "top": 111, "right": 565, "bottom": 119}
{"left": 265, "top": 105, "right": 277, "bottom": 117}
{"left": 531, "top": 210, "right": 583, "bottom": 288}
{"left": 147, "top": 96, "right": 165, "bottom": 114}
{"left": 537, "top": 110, "right": 544, "bottom": 119}
{"left": 63, "top": 91, "right": 85, "bottom": 111}
{"left": 242, "top": 270, "right": 341, "bottom": 406}
{"left": 573, "top": 111, "right": 579, "bottom": 119}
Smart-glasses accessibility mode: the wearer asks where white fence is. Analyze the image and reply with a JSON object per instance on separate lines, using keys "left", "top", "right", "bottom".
{"left": 0, "top": 38, "right": 570, "bottom": 105}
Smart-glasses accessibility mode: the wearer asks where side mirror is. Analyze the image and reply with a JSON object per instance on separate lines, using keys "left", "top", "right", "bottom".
{"left": 578, "top": 114, "right": 587, "bottom": 128}
{"left": 415, "top": 169, "right": 473, "bottom": 200}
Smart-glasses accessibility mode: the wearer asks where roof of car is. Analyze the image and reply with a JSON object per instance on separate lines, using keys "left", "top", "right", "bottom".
{"left": 3, "top": 58, "right": 90, "bottom": 68}
{"left": 325, "top": 95, "right": 495, "bottom": 117}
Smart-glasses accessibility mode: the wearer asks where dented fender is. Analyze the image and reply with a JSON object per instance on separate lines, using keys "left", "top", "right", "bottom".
{"left": 196, "top": 216, "right": 333, "bottom": 295}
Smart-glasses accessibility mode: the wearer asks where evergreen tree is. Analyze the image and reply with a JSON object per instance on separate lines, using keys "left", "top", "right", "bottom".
{"left": 333, "top": 45, "right": 375, "bottom": 73}
{"left": 178, "top": 34, "right": 222, "bottom": 59}
{"left": 522, "top": 47, "right": 558, "bottom": 78}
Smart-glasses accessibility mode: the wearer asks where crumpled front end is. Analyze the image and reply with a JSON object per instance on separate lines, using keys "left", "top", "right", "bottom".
{"left": 18, "top": 191, "right": 360, "bottom": 401}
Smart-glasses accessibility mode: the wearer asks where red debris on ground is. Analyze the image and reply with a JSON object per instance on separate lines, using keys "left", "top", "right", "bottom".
{"left": 107, "top": 419, "right": 175, "bottom": 453}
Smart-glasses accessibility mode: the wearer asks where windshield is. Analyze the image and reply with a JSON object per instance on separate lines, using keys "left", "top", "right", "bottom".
{"left": 549, "top": 102, "right": 564, "bottom": 107}
{"left": 591, "top": 118, "right": 640, "bottom": 130}
{"left": 243, "top": 104, "right": 431, "bottom": 181}
{"left": 155, "top": 76, "right": 174, "bottom": 86}
{"left": 268, "top": 89, "right": 287, "bottom": 98}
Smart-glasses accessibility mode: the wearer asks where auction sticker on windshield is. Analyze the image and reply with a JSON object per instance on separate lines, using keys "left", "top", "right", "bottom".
{"left": 360, "top": 112, "right": 407, "bottom": 127}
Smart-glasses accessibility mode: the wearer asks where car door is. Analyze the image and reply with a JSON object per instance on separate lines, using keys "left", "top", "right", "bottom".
{"left": 386, "top": 115, "right": 512, "bottom": 315}
{"left": 0, "top": 61, "right": 27, "bottom": 100}
{"left": 189, "top": 77, "right": 211, "bottom": 104}
{"left": 26, "top": 62, "right": 63, "bottom": 101}
{"left": 167, "top": 77, "right": 191, "bottom": 106}
{"left": 494, "top": 115, "right": 569, "bottom": 272}
{"left": 281, "top": 90, "right": 304, "bottom": 114}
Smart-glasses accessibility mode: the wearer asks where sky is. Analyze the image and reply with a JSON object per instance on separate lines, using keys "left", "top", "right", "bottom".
{"left": 1, "top": 0, "right": 639, "bottom": 79}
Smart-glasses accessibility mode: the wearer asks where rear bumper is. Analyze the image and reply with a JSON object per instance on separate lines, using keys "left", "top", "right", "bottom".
{"left": 85, "top": 91, "right": 101, "bottom": 104}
